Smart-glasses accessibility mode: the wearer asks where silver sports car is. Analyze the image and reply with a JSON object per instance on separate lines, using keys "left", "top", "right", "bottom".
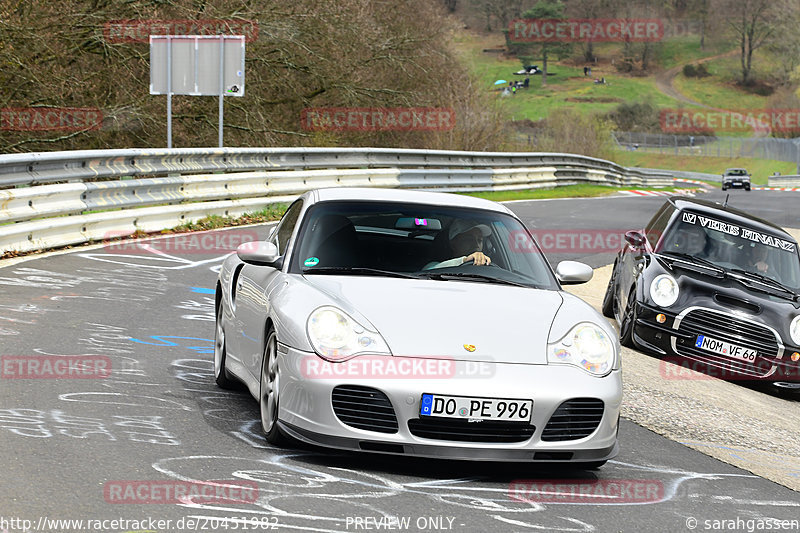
{"left": 214, "top": 188, "right": 621, "bottom": 466}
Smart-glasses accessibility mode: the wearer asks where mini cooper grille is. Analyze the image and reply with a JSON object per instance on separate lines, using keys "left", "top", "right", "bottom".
{"left": 541, "top": 398, "right": 605, "bottom": 441}
{"left": 331, "top": 386, "right": 398, "bottom": 434}
{"left": 407, "top": 418, "right": 535, "bottom": 443}
{"left": 675, "top": 308, "right": 781, "bottom": 377}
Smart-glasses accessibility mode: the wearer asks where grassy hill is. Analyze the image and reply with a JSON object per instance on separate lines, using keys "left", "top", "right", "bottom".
{"left": 454, "top": 27, "right": 797, "bottom": 177}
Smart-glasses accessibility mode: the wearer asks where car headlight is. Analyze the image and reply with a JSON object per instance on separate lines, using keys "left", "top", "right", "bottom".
{"left": 650, "top": 274, "right": 679, "bottom": 307}
{"left": 790, "top": 315, "right": 800, "bottom": 346}
{"left": 548, "top": 323, "right": 615, "bottom": 376}
{"left": 306, "top": 306, "right": 391, "bottom": 361}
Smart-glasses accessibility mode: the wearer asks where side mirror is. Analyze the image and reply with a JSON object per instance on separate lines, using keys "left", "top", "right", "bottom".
{"left": 556, "top": 261, "right": 593, "bottom": 285}
{"left": 624, "top": 231, "right": 645, "bottom": 248}
{"left": 237, "top": 241, "right": 282, "bottom": 267}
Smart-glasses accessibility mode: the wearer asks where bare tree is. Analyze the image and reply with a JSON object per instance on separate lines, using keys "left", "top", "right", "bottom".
{"left": 723, "top": 0, "right": 776, "bottom": 85}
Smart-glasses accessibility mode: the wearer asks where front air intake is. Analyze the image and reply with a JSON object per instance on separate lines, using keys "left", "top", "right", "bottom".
{"left": 541, "top": 398, "right": 604, "bottom": 441}
{"left": 331, "top": 385, "right": 399, "bottom": 434}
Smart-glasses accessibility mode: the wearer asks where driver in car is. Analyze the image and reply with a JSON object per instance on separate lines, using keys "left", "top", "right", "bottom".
{"left": 424, "top": 220, "right": 492, "bottom": 269}
{"left": 749, "top": 245, "right": 771, "bottom": 274}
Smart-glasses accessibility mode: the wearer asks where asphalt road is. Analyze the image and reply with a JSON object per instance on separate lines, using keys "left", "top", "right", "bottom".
{"left": 0, "top": 189, "right": 798, "bottom": 533}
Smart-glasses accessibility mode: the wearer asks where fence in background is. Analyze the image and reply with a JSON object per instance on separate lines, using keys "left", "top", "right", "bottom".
{"left": 613, "top": 132, "right": 800, "bottom": 171}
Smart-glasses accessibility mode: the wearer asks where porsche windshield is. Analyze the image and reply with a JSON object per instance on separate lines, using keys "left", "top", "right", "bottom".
{"left": 658, "top": 215, "right": 800, "bottom": 290}
{"left": 290, "top": 200, "right": 559, "bottom": 289}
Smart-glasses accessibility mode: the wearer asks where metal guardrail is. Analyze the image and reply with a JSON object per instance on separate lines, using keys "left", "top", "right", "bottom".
{"left": 0, "top": 147, "right": 673, "bottom": 255}
{"left": 636, "top": 167, "right": 722, "bottom": 183}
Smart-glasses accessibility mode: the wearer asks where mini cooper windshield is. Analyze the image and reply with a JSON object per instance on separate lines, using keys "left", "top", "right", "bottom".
{"left": 289, "top": 200, "right": 559, "bottom": 290}
{"left": 658, "top": 215, "right": 800, "bottom": 292}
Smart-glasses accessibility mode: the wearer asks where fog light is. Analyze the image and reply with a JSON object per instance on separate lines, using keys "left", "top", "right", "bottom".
{"left": 656, "top": 314, "right": 666, "bottom": 324}
{"left": 792, "top": 352, "right": 800, "bottom": 362}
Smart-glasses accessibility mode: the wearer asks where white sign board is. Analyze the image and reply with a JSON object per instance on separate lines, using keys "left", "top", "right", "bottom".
{"left": 150, "top": 35, "right": 245, "bottom": 96}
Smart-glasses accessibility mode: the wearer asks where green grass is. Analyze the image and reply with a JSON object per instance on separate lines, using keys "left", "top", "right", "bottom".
{"left": 655, "top": 37, "right": 728, "bottom": 70}
{"left": 673, "top": 73, "right": 769, "bottom": 112}
{"left": 173, "top": 204, "right": 289, "bottom": 232}
{"left": 500, "top": 72, "right": 676, "bottom": 121}
{"left": 612, "top": 151, "right": 796, "bottom": 184}
{"left": 458, "top": 184, "right": 684, "bottom": 202}
{"left": 455, "top": 32, "right": 679, "bottom": 122}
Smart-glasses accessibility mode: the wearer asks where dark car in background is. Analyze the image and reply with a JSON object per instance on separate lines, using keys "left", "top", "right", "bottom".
{"left": 721, "top": 168, "right": 751, "bottom": 191}
{"left": 603, "top": 196, "right": 800, "bottom": 392}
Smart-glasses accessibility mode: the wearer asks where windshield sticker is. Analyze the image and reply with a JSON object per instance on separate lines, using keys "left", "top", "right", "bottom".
{"left": 681, "top": 212, "right": 796, "bottom": 252}
{"left": 304, "top": 257, "right": 320, "bottom": 267}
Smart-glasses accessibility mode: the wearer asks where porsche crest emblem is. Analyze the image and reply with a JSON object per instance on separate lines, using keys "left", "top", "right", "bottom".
{"left": 463, "top": 344, "right": 476, "bottom": 352}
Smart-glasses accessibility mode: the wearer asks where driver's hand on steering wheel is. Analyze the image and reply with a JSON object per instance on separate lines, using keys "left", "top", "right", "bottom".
{"left": 464, "top": 251, "right": 491, "bottom": 266}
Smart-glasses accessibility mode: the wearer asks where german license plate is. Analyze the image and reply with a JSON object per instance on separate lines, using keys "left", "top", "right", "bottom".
{"left": 695, "top": 335, "right": 757, "bottom": 362}
{"left": 420, "top": 393, "right": 532, "bottom": 422}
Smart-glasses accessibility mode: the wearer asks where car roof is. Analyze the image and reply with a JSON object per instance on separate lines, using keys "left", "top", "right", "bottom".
{"left": 724, "top": 168, "right": 748, "bottom": 173}
{"left": 667, "top": 196, "right": 795, "bottom": 241}
{"left": 306, "top": 187, "right": 514, "bottom": 215}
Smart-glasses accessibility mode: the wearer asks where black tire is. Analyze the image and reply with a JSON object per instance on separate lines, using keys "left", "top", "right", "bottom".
{"left": 619, "top": 289, "right": 638, "bottom": 349}
{"left": 213, "top": 300, "right": 236, "bottom": 389}
{"left": 601, "top": 263, "right": 617, "bottom": 318}
{"left": 260, "top": 328, "right": 291, "bottom": 446}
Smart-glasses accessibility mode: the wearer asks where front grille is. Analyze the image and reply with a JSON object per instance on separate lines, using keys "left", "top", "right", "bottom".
{"left": 675, "top": 308, "right": 781, "bottom": 377}
{"left": 408, "top": 418, "right": 535, "bottom": 443}
{"left": 541, "top": 398, "right": 604, "bottom": 441}
{"left": 331, "top": 385, "right": 398, "bottom": 434}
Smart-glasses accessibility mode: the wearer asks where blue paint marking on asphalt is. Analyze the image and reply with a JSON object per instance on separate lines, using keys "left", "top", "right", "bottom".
{"left": 191, "top": 287, "right": 216, "bottom": 294}
{"left": 129, "top": 335, "right": 215, "bottom": 354}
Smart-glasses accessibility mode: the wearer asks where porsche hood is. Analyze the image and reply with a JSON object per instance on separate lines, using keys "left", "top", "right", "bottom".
{"left": 303, "top": 276, "right": 564, "bottom": 364}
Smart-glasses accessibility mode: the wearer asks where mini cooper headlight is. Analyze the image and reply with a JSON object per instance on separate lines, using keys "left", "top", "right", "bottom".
{"left": 650, "top": 274, "right": 679, "bottom": 307}
{"left": 790, "top": 315, "right": 800, "bottom": 346}
{"left": 307, "top": 306, "right": 391, "bottom": 361}
{"left": 548, "top": 323, "right": 615, "bottom": 376}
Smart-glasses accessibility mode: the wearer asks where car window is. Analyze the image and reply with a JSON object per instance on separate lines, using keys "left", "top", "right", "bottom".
{"left": 660, "top": 213, "right": 800, "bottom": 289}
{"left": 272, "top": 199, "right": 304, "bottom": 256}
{"left": 644, "top": 203, "right": 674, "bottom": 249}
{"left": 289, "top": 200, "right": 559, "bottom": 289}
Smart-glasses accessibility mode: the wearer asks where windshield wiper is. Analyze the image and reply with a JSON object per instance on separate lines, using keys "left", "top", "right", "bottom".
{"left": 728, "top": 268, "right": 798, "bottom": 298}
{"left": 302, "top": 267, "right": 419, "bottom": 279}
{"left": 658, "top": 252, "right": 724, "bottom": 273}
{"left": 420, "top": 271, "right": 532, "bottom": 288}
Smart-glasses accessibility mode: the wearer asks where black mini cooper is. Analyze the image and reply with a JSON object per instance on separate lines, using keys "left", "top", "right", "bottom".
{"left": 603, "top": 196, "right": 800, "bottom": 391}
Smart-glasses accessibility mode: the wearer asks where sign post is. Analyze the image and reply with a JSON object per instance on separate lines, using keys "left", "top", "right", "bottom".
{"left": 150, "top": 35, "right": 245, "bottom": 148}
